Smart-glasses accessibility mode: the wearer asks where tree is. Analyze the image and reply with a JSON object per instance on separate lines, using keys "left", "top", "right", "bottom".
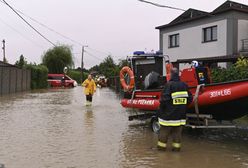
{"left": 15, "top": 55, "right": 27, "bottom": 68}
{"left": 89, "top": 65, "right": 100, "bottom": 73}
{"left": 98, "top": 56, "right": 118, "bottom": 78}
{"left": 42, "top": 45, "right": 74, "bottom": 73}
{"left": 88, "top": 56, "right": 131, "bottom": 78}
{"left": 117, "top": 59, "right": 129, "bottom": 71}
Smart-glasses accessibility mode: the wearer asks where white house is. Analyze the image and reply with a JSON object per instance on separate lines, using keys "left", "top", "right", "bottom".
{"left": 156, "top": 1, "right": 248, "bottom": 67}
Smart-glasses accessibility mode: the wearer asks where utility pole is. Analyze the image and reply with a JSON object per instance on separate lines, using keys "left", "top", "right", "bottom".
{"left": 2, "top": 39, "right": 6, "bottom": 63}
{"left": 81, "top": 45, "right": 88, "bottom": 83}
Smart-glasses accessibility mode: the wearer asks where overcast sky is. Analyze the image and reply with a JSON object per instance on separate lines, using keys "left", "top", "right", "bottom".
{"left": 0, "top": 0, "right": 247, "bottom": 68}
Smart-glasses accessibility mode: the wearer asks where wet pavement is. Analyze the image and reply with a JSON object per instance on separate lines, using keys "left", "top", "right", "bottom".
{"left": 0, "top": 87, "right": 248, "bottom": 168}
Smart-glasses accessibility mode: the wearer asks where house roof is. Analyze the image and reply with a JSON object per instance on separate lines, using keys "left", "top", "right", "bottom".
{"left": 169, "top": 8, "right": 209, "bottom": 25}
{"left": 212, "top": 0, "right": 248, "bottom": 14}
{"left": 156, "top": 1, "right": 248, "bottom": 30}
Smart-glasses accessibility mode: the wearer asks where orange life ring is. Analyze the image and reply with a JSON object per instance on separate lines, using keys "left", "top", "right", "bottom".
{"left": 120, "top": 66, "right": 135, "bottom": 91}
{"left": 166, "top": 63, "right": 173, "bottom": 81}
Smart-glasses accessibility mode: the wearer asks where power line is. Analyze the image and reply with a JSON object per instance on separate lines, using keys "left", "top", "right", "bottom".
{"left": 18, "top": 12, "right": 112, "bottom": 56}
{"left": 0, "top": 0, "right": 83, "bottom": 46}
{"left": 85, "top": 50, "right": 103, "bottom": 61}
{"left": 0, "top": 0, "right": 113, "bottom": 56}
{"left": 16, "top": 10, "right": 84, "bottom": 46}
{"left": 0, "top": 0, "right": 116, "bottom": 66}
{"left": 0, "top": 17, "right": 45, "bottom": 48}
{"left": 137, "top": 0, "right": 186, "bottom": 11}
{"left": 1, "top": 0, "right": 56, "bottom": 46}
{"left": 87, "top": 47, "right": 111, "bottom": 56}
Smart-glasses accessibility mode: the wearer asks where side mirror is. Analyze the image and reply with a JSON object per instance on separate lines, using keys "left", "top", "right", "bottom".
{"left": 63, "top": 67, "right": 68, "bottom": 74}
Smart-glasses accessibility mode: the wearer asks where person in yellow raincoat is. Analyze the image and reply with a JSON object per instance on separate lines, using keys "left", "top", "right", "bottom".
{"left": 82, "top": 74, "right": 96, "bottom": 106}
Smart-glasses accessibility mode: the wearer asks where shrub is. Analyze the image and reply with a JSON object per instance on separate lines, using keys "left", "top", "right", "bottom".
{"left": 68, "top": 70, "right": 88, "bottom": 84}
{"left": 211, "top": 57, "right": 248, "bottom": 83}
{"left": 26, "top": 64, "right": 48, "bottom": 89}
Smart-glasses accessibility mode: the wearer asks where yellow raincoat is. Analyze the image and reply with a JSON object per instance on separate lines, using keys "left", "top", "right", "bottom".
{"left": 82, "top": 79, "right": 96, "bottom": 95}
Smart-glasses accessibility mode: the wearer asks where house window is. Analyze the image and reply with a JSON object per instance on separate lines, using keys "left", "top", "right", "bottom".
{"left": 203, "top": 26, "right": 217, "bottom": 42}
{"left": 169, "top": 34, "right": 179, "bottom": 48}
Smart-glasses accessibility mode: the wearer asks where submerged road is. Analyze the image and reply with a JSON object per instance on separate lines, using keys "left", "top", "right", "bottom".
{"left": 0, "top": 87, "right": 248, "bottom": 168}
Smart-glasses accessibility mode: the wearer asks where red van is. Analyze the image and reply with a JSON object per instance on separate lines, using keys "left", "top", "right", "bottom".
{"left": 48, "top": 74, "right": 77, "bottom": 87}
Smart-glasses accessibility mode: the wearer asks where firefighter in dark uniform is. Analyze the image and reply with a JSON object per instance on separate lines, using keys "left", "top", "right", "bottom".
{"left": 157, "top": 67, "right": 192, "bottom": 151}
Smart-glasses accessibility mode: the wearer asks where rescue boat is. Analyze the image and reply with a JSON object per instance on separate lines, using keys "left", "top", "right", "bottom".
{"left": 121, "top": 79, "right": 248, "bottom": 120}
{"left": 120, "top": 53, "right": 248, "bottom": 121}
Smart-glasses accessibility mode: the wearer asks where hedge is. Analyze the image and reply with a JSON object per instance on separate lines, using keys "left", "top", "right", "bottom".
{"left": 211, "top": 57, "right": 248, "bottom": 83}
{"left": 26, "top": 64, "right": 48, "bottom": 89}
{"left": 68, "top": 70, "right": 88, "bottom": 84}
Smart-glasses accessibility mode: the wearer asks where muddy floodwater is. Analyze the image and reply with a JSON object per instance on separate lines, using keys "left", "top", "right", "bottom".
{"left": 0, "top": 87, "right": 248, "bottom": 168}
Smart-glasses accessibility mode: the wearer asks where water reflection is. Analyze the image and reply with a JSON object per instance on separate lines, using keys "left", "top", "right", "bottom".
{"left": 0, "top": 87, "right": 247, "bottom": 168}
{"left": 120, "top": 123, "right": 248, "bottom": 168}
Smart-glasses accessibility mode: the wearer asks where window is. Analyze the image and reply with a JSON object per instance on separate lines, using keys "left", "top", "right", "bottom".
{"left": 203, "top": 26, "right": 217, "bottom": 42}
{"left": 64, "top": 76, "right": 70, "bottom": 80}
{"left": 48, "top": 76, "right": 63, "bottom": 80}
{"left": 169, "top": 34, "right": 179, "bottom": 48}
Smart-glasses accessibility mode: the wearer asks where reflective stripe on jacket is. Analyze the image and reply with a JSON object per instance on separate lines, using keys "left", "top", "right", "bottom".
{"left": 158, "top": 76, "right": 192, "bottom": 126}
{"left": 158, "top": 118, "right": 186, "bottom": 126}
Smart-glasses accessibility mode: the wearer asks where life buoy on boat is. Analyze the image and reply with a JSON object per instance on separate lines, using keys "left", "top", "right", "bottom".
{"left": 120, "top": 66, "right": 135, "bottom": 91}
{"left": 166, "top": 62, "right": 173, "bottom": 81}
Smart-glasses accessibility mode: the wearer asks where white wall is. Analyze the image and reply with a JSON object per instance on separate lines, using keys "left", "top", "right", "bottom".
{"left": 163, "top": 20, "right": 227, "bottom": 62}
{"left": 238, "top": 20, "right": 248, "bottom": 51}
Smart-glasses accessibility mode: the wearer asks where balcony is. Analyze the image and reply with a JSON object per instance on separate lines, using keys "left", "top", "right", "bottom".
{"left": 240, "top": 39, "right": 248, "bottom": 52}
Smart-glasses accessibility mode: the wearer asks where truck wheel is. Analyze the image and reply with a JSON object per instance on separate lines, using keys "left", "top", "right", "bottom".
{"left": 151, "top": 117, "right": 160, "bottom": 133}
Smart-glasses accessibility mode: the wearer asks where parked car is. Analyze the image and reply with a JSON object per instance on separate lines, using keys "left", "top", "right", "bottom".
{"left": 48, "top": 74, "right": 77, "bottom": 87}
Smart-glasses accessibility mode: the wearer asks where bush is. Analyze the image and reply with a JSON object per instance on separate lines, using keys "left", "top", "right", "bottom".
{"left": 211, "top": 57, "right": 248, "bottom": 83}
{"left": 26, "top": 64, "right": 48, "bottom": 89}
{"left": 68, "top": 70, "right": 88, "bottom": 84}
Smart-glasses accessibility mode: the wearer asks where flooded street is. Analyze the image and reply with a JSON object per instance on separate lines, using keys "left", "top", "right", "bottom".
{"left": 0, "top": 87, "right": 248, "bottom": 168}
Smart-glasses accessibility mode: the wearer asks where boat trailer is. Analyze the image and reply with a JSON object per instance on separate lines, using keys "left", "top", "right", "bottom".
{"left": 127, "top": 84, "right": 238, "bottom": 132}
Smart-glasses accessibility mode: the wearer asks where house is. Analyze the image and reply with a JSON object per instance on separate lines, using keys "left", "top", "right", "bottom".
{"left": 156, "top": 1, "right": 248, "bottom": 67}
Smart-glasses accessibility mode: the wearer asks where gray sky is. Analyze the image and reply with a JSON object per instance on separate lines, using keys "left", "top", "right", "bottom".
{"left": 0, "top": 0, "right": 247, "bottom": 68}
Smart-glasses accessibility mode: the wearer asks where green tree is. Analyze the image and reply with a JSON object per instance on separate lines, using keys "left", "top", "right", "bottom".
{"left": 98, "top": 56, "right": 118, "bottom": 78}
{"left": 89, "top": 65, "right": 100, "bottom": 73}
{"left": 42, "top": 45, "right": 74, "bottom": 73}
{"left": 15, "top": 54, "right": 27, "bottom": 68}
{"left": 117, "top": 59, "right": 129, "bottom": 72}
{"left": 88, "top": 56, "right": 130, "bottom": 78}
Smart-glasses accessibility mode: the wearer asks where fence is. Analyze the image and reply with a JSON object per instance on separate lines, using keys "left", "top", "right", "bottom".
{"left": 0, "top": 66, "right": 31, "bottom": 96}
{"left": 108, "top": 76, "right": 121, "bottom": 92}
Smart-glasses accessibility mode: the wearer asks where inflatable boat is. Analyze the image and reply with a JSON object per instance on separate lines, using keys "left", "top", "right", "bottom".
{"left": 120, "top": 54, "right": 248, "bottom": 121}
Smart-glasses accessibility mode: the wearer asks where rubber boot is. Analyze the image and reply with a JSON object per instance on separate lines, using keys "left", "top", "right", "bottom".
{"left": 86, "top": 101, "right": 90, "bottom": 106}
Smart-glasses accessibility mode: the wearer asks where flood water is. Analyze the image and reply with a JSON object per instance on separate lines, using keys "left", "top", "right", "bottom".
{"left": 0, "top": 87, "right": 248, "bottom": 168}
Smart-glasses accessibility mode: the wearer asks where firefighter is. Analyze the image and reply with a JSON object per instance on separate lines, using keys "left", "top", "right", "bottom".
{"left": 82, "top": 74, "right": 96, "bottom": 106}
{"left": 157, "top": 67, "right": 192, "bottom": 151}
